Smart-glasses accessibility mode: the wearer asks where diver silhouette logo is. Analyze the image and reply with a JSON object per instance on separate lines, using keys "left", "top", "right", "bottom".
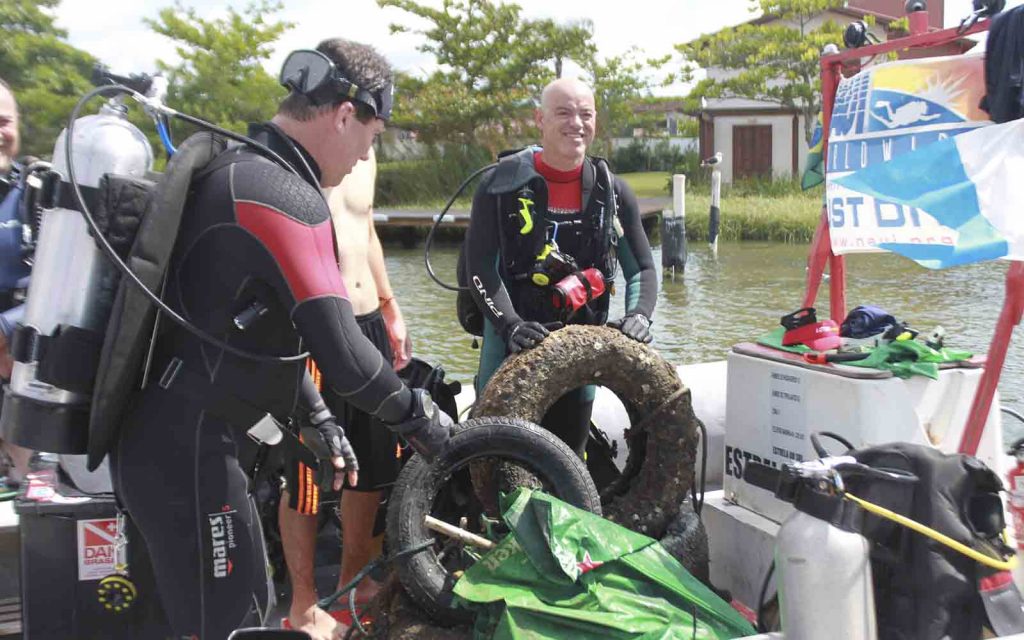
{"left": 871, "top": 99, "right": 942, "bottom": 129}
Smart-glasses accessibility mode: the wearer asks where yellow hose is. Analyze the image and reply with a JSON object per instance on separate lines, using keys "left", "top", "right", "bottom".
{"left": 843, "top": 491, "right": 1017, "bottom": 571}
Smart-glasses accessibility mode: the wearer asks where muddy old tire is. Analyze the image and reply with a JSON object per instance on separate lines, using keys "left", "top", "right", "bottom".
{"left": 472, "top": 324, "right": 699, "bottom": 539}
{"left": 386, "top": 416, "right": 601, "bottom": 626}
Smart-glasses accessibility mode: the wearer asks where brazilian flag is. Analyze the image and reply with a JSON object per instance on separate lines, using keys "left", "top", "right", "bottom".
{"left": 801, "top": 112, "right": 825, "bottom": 190}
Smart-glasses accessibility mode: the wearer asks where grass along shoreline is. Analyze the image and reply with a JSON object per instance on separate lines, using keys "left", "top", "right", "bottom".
{"left": 627, "top": 172, "right": 822, "bottom": 243}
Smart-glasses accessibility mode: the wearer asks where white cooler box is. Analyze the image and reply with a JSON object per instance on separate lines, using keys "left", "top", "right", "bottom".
{"left": 722, "top": 342, "right": 1006, "bottom": 524}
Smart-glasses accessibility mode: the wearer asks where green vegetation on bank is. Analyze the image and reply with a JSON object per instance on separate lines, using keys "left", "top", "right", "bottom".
{"left": 620, "top": 172, "right": 670, "bottom": 199}
{"left": 683, "top": 191, "right": 822, "bottom": 243}
{"left": 624, "top": 172, "right": 823, "bottom": 243}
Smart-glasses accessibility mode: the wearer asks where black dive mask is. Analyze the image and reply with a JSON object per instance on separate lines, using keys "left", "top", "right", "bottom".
{"left": 279, "top": 49, "right": 393, "bottom": 121}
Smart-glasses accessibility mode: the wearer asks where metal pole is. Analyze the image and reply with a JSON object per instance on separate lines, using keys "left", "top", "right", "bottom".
{"left": 959, "top": 262, "right": 1024, "bottom": 456}
{"left": 709, "top": 168, "right": 721, "bottom": 256}
{"left": 424, "top": 515, "right": 496, "bottom": 550}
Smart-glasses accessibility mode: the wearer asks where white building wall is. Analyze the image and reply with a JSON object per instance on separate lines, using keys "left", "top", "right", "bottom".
{"left": 712, "top": 114, "right": 810, "bottom": 183}
{"left": 609, "top": 136, "right": 698, "bottom": 153}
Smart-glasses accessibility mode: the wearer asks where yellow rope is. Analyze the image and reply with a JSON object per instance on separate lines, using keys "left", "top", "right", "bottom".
{"left": 843, "top": 491, "right": 1017, "bottom": 571}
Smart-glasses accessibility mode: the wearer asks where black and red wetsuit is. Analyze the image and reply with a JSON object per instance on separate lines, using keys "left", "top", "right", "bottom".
{"left": 110, "top": 123, "right": 414, "bottom": 638}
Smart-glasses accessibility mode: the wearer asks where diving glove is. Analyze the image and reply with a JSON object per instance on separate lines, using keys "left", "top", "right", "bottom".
{"left": 393, "top": 388, "right": 454, "bottom": 462}
{"left": 609, "top": 313, "right": 653, "bottom": 343}
{"left": 286, "top": 417, "right": 358, "bottom": 513}
{"left": 506, "top": 320, "right": 559, "bottom": 353}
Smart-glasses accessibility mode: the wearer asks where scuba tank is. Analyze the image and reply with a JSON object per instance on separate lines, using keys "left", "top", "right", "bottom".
{"left": 746, "top": 457, "right": 877, "bottom": 640}
{"left": 776, "top": 503, "right": 876, "bottom": 639}
{"left": 1, "top": 99, "right": 153, "bottom": 453}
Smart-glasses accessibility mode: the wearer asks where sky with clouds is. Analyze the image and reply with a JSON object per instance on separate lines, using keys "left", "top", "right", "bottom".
{"left": 56, "top": 0, "right": 1021, "bottom": 96}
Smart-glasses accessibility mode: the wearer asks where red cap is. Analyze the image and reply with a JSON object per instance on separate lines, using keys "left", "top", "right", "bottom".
{"left": 783, "top": 319, "right": 841, "bottom": 351}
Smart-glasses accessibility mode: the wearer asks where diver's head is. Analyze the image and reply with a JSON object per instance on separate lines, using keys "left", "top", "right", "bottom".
{"left": 274, "top": 39, "right": 393, "bottom": 188}
{"left": 535, "top": 77, "right": 596, "bottom": 172}
{"left": 0, "top": 78, "right": 19, "bottom": 174}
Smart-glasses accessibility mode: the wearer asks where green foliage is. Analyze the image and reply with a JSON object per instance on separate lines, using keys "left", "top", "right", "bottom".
{"left": 584, "top": 49, "right": 657, "bottom": 153}
{"left": 677, "top": 0, "right": 846, "bottom": 142}
{"left": 0, "top": 0, "right": 96, "bottom": 157}
{"left": 611, "top": 139, "right": 689, "bottom": 174}
{"left": 619, "top": 171, "right": 670, "bottom": 198}
{"left": 376, "top": 144, "right": 492, "bottom": 207}
{"left": 379, "top": 0, "right": 594, "bottom": 153}
{"left": 146, "top": 1, "right": 292, "bottom": 134}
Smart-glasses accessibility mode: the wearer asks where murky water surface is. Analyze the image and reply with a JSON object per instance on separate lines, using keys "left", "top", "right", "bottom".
{"left": 387, "top": 242, "right": 1022, "bottom": 436}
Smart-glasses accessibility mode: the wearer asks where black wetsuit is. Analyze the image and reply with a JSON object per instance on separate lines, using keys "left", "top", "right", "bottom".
{"left": 466, "top": 150, "right": 656, "bottom": 455}
{"left": 110, "top": 123, "right": 414, "bottom": 638}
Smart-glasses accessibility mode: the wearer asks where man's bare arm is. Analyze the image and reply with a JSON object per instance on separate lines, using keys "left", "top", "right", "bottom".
{"left": 368, "top": 219, "right": 412, "bottom": 370}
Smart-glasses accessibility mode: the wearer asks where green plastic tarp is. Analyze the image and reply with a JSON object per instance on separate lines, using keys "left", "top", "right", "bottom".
{"left": 452, "top": 488, "right": 755, "bottom": 639}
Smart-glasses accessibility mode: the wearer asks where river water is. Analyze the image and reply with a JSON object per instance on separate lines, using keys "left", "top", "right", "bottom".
{"left": 386, "top": 242, "right": 1022, "bottom": 430}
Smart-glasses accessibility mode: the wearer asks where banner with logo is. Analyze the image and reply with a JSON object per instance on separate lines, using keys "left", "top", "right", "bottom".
{"left": 824, "top": 53, "right": 1000, "bottom": 264}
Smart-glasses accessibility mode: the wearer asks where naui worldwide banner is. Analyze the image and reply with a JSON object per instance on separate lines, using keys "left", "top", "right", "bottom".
{"left": 824, "top": 53, "right": 1023, "bottom": 268}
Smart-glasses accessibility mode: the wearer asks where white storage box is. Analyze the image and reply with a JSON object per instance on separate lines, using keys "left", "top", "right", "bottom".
{"left": 723, "top": 343, "right": 1005, "bottom": 524}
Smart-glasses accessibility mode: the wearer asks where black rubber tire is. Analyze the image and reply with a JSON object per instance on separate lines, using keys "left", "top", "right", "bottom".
{"left": 386, "top": 416, "right": 601, "bottom": 626}
{"left": 472, "top": 324, "right": 700, "bottom": 539}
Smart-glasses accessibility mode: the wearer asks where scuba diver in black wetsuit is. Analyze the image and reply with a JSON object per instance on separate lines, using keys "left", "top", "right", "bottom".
{"left": 464, "top": 77, "right": 657, "bottom": 457}
{"left": 109, "top": 40, "right": 452, "bottom": 639}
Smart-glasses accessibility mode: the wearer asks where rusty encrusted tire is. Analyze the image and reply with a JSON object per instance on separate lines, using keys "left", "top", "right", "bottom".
{"left": 471, "top": 324, "right": 699, "bottom": 539}
{"left": 386, "top": 417, "right": 601, "bottom": 626}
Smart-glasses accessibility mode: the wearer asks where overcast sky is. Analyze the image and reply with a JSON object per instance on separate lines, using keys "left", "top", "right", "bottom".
{"left": 56, "top": 0, "right": 1022, "bottom": 95}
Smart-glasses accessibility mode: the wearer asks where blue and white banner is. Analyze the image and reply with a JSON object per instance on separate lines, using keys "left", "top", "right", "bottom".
{"left": 827, "top": 118, "right": 1024, "bottom": 268}
{"left": 820, "top": 52, "right": 1024, "bottom": 267}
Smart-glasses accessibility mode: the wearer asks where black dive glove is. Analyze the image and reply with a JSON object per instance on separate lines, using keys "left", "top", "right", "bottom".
{"left": 505, "top": 320, "right": 563, "bottom": 353}
{"left": 287, "top": 403, "right": 359, "bottom": 513}
{"left": 392, "top": 388, "right": 454, "bottom": 462}
{"left": 608, "top": 313, "right": 653, "bottom": 343}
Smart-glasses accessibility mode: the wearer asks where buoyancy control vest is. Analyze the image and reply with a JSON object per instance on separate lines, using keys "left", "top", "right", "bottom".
{"left": 86, "top": 131, "right": 230, "bottom": 468}
{"left": 845, "top": 442, "right": 1022, "bottom": 639}
{"left": 456, "top": 149, "right": 619, "bottom": 335}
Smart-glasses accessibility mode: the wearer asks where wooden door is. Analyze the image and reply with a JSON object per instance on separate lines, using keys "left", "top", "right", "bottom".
{"left": 732, "top": 124, "right": 772, "bottom": 180}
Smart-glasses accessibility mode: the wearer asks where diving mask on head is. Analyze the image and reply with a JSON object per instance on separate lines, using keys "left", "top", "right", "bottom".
{"left": 279, "top": 49, "right": 393, "bottom": 121}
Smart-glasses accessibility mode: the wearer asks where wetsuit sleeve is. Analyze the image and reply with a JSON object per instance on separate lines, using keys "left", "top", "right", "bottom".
{"left": 614, "top": 177, "right": 657, "bottom": 319}
{"left": 465, "top": 177, "right": 521, "bottom": 337}
{"left": 230, "top": 162, "right": 413, "bottom": 425}
{"left": 296, "top": 370, "right": 333, "bottom": 422}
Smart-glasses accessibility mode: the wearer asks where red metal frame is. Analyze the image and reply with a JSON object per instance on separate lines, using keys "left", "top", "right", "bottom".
{"left": 805, "top": 14, "right": 1020, "bottom": 456}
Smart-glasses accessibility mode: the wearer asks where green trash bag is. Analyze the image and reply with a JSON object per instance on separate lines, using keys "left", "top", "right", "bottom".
{"left": 452, "top": 488, "right": 755, "bottom": 639}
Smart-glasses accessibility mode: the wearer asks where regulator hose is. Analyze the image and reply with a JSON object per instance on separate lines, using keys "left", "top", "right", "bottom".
{"left": 65, "top": 84, "right": 310, "bottom": 363}
{"left": 423, "top": 162, "right": 496, "bottom": 292}
{"left": 843, "top": 490, "right": 1017, "bottom": 571}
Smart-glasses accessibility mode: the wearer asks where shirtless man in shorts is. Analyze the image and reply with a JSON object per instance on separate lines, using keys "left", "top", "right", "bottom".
{"left": 280, "top": 147, "right": 412, "bottom": 639}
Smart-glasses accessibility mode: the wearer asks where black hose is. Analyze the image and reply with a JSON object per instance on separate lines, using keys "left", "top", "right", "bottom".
{"left": 756, "top": 560, "right": 775, "bottom": 633}
{"left": 810, "top": 431, "right": 855, "bottom": 457}
{"left": 690, "top": 418, "right": 709, "bottom": 516}
{"left": 1002, "top": 407, "right": 1024, "bottom": 427}
{"left": 423, "top": 162, "right": 496, "bottom": 292}
{"left": 317, "top": 538, "right": 436, "bottom": 639}
{"left": 65, "top": 85, "right": 310, "bottom": 363}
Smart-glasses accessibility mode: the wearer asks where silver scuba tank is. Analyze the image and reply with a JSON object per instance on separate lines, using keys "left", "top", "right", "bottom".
{"left": 0, "top": 100, "right": 153, "bottom": 453}
{"left": 776, "top": 497, "right": 877, "bottom": 640}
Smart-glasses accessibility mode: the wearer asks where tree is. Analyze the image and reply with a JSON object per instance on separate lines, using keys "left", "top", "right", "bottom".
{"left": 676, "top": 0, "right": 848, "bottom": 142}
{"left": 379, "top": 0, "right": 595, "bottom": 153}
{"left": 0, "top": 0, "right": 96, "bottom": 157}
{"left": 146, "top": 1, "right": 293, "bottom": 135}
{"left": 583, "top": 49, "right": 657, "bottom": 157}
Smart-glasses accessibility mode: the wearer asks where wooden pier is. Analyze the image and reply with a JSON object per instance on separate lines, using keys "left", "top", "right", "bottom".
{"left": 374, "top": 197, "right": 670, "bottom": 229}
